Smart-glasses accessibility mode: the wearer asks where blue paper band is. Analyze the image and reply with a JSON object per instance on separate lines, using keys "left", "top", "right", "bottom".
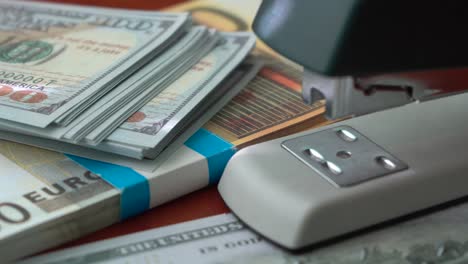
{"left": 66, "top": 154, "right": 150, "bottom": 220}
{"left": 184, "top": 128, "right": 236, "bottom": 184}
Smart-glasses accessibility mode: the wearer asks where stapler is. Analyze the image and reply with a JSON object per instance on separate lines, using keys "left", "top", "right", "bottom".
{"left": 219, "top": 0, "right": 468, "bottom": 249}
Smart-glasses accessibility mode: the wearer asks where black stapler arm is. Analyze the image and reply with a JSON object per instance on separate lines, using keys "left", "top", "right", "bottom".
{"left": 253, "top": 0, "right": 468, "bottom": 119}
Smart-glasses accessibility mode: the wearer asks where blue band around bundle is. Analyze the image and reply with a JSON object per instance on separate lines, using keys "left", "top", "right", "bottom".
{"left": 184, "top": 128, "right": 236, "bottom": 184}
{"left": 66, "top": 154, "right": 150, "bottom": 220}
{"left": 66, "top": 128, "right": 235, "bottom": 220}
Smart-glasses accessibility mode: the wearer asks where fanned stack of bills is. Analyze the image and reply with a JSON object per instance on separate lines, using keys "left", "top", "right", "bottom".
{"left": 0, "top": 61, "right": 261, "bottom": 263}
{"left": 0, "top": 0, "right": 256, "bottom": 160}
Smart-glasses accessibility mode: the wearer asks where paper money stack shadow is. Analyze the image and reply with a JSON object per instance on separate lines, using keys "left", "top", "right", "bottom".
{"left": 0, "top": 0, "right": 262, "bottom": 261}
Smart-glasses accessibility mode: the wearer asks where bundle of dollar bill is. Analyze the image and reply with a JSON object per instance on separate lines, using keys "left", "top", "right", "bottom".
{"left": 0, "top": 61, "right": 261, "bottom": 263}
{"left": 0, "top": 0, "right": 330, "bottom": 262}
{"left": 0, "top": 0, "right": 256, "bottom": 160}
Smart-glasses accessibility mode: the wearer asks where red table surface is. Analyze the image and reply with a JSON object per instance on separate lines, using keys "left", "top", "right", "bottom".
{"left": 63, "top": 186, "right": 230, "bottom": 248}
{"left": 38, "top": 0, "right": 231, "bottom": 250}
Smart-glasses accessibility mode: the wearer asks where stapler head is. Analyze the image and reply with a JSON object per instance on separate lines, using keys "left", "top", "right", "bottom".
{"left": 252, "top": 0, "right": 468, "bottom": 119}
{"left": 301, "top": 70, "right": 435, "bottom": 120}
{"left": 219, "top": 0, "right": 468, "bottom": 249}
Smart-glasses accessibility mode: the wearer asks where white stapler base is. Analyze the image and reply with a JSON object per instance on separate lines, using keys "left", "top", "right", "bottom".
{"left": 219, "top": 92, "right": 468, "bottom": 249}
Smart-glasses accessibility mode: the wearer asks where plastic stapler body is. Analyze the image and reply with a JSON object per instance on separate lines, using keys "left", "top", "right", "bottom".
{"left": 219, "top": 0, "right": 468, "bottom": 249}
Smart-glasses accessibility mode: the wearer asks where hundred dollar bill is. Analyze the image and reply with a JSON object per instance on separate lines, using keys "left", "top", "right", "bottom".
{"left": 0, "top": 26, "right": 215, "bottom": 143}
{"left": 0, "top": 62, "right": 261, "bottom": 263}
{"left": 0, "top": 61, "right": 262, "bottom": 171}
{"left": 0, "top": 0, "right": 190, "bottom": 127}
{"left": 82, "top": 29, "right": 222, "bottom": 147}
{"left": 24, "top": 206, "right": 468, "bottom": 264}
{"left": 65, "top": 26, "right": 216, "bottom": 143}
{"left": 101, "top": 32, "right": 256, "bottom": 159}
{"left": 3, "top": 31, "right": 252, "bottom": 160}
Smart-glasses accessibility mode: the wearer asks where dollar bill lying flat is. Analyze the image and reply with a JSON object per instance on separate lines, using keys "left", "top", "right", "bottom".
{"left": 0, "top": 0, "right": 190, "bottom": 128}
{"left": 23, "top": 206, "right": 468, "bottom": 264}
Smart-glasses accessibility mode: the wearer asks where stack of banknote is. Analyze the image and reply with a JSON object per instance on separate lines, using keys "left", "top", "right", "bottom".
{"left": 0, "top": 0, "right": 256, "bottom": 160}
{"left": 0, "top": 0, "right": 329, "bottom": 262}
{"left": 0, "top": 61, "right": 262, "bottom": 262}
{"left": 0, "top": 1, "right": 264, "bottom": 262}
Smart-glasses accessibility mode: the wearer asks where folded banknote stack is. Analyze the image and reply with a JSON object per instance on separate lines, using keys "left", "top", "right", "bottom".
{"left": 0, "top": 1, "right": 265, "bottom": 262}
{"left": 0, "top": 0, "right": 256, "bottom": 160}
{"left": 0, "top": 0, "right": 330, "bottom": 262}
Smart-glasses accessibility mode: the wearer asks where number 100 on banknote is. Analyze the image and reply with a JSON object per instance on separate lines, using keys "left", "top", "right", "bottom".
{"left": 0, "top": 1, "right": 190, "bottom": 128}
